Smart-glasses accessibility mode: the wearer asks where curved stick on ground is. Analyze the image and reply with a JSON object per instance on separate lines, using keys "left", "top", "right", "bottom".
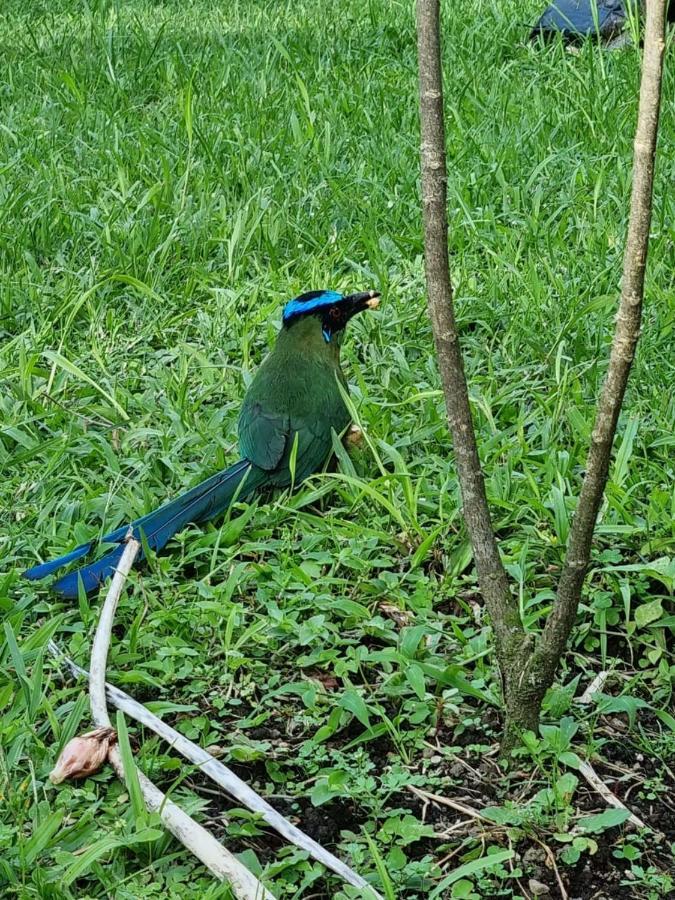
{"left": 49, "top": 558, "right": 379, "bottom": 896}
{"left": 48, "top": 638, "right": 379, "bottom": 896}
{"left": 88, "top": 537, "right": 275, "bottom": 900}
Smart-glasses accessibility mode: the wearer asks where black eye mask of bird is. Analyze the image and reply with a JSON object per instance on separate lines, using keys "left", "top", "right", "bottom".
{"left": 282, "top": 289, "right": 380, "bottom": 341}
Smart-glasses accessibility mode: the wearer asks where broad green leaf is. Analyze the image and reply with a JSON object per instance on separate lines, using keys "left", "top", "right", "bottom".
{"left": 22, "top": 810, "right": 64, "bottom": 866}
{"left": 339, "top": 688, "right": 371, "bottom": 728}
{"left": 332, "top": 598, "right": 371, "bottom": 619}
{"left": 559, "top": 751, "right": 582, "bottom": 770}
{"left": 400, "top": 624, "right": 427, "bottom": 658}
{"left": 643, "top": 556, "right": 674, "bottom": 591}
{"left": 634, "top": 598, "right": 663, "bottom": 628}
{"left": 481, "top": 806, "right": 516, "bottom": 825}
{"left": 429, "top": 849, "right": 515, "bottom": 897}
{"left": 310, "top": 780, "right": 338, "bottom": 807}
{"left": 452, "top": 880, "right": 476, "bottom": 899}
{"left": 219, "top": 501, "right": 257, "bottom": 546}
{"left": 596, "top": 693, "right": 648, "bottom": 728}
{"left": 577, "top": 809, "right": 631, "bottom": 833}
{"left": 555, "top": 772, "right": 578, "bottom": 798}
{"left": 405, "top": 663, "right": 426, "bottom": 700}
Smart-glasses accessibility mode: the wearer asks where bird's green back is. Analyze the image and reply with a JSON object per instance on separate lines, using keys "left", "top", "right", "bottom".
{"left": 238, "top": 315, "right": 350, "bottom": 485}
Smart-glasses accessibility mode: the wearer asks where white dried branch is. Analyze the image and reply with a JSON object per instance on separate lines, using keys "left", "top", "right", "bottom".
{"left": 577, "top": 760, "right": 646, "bottom": 830}
{"left": 88, "top": 537, "right": 275, "bottom": 900}
{"left": 579, "top": 670, "right": 610, "bottom": 704}
{"left": 407, "top": 785, "right": 492, "bottom": 824}
{"left": 88, "top": 535, "right": 140, "bottom": 726}
{"left": 48, "top": 638, "right": 376, "bottom": 895}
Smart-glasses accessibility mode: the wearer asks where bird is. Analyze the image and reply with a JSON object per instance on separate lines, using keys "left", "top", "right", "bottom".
{"left": 23, "top": 288, "right": 380, "bottom": 598}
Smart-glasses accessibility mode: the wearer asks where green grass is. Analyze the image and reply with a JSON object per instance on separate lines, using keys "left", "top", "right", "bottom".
{"left": 1, "top": 1, "right": 674, "bottom": 897}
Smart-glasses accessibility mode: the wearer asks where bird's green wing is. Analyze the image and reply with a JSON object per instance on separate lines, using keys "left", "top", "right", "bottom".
{"left": 238, "top": 398, "right": 335, "bottom": 484}
{"left": 238, "top": 400, "right": 289, "bottom": 471}
{"left": 282, "top": 413, "right": 334, "bottom": 484}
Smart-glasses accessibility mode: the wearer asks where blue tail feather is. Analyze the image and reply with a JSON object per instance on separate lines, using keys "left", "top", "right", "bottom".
{"left": 23, "top": 541, "right": 94, "bottom": 580}
{"left": 24, "top": 459, "right": 261, "bottom": 599}
{"left": 52, "top": 542, "right": 129, "bottom": 598}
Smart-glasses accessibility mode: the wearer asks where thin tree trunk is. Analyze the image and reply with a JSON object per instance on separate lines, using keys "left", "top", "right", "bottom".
{"left": 415, "top": 0, "right": 667, "bottom": 748}
{"left": 415, "top": 0, "right": 523, "bottom": 666}
{"left": 517, "top": 0, "right": 668, "bottom": 710}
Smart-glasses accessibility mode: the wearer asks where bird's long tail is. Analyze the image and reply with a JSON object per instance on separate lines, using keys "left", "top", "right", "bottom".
{"left": 23, "top": 459, "right": 263, "bottom": 598}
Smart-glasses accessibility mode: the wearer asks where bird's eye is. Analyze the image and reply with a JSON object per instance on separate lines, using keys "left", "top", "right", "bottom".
{"left": 330, "top": 307, "right": 341, "bottom": 320}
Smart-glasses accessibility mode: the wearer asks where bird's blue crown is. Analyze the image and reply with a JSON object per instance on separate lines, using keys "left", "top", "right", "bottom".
{"left": 282, "top": 290, "right": 344, "bottom": 323}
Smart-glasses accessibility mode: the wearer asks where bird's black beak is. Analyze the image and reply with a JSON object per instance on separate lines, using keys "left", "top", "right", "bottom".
{"left": 343, "top": 290, "right": 381, "bottom": 317}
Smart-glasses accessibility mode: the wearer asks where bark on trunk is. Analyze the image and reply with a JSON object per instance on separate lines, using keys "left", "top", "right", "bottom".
{"left": 415, "top": 0, "right": 518, "bottom": 661}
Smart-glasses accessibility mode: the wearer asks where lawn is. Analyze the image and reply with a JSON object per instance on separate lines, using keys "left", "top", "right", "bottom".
{"left": 1, "top": 0, "right": 673, "bottom": 897}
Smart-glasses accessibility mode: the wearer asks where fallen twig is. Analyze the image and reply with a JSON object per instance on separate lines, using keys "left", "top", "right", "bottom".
{"left": 578, "top": 671, "right": 609, "bottom": 704}
{"left": 49, "top": 638, "right": 377, "bottom": 895}
{"left": 408, "top": 784, "right": 492, "bottom": 824}
{"left": 533, "top": 836, "right": 569, "bottom": 900}
{"left": 48, "top": 573, "right": 378, "bottom": 896}
{"left": 88, "top": 537, "right": 275, "bottom": 900}
{"left": 577, "top": 759, "right": 646, "bottom": 830}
